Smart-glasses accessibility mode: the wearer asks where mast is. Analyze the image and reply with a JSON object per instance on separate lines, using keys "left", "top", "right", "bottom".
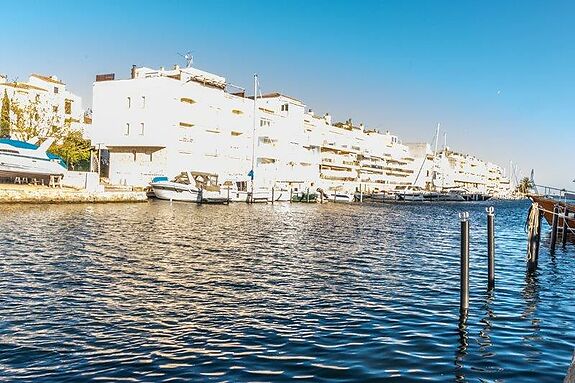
{"left": 433, "top": 123, "right": 440, "bottom": 190}
{"left": 250, "top": 73, "right": 258, "bottom": 202}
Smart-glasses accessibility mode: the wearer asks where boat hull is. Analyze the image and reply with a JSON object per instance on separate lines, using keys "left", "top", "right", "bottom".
{"left": 529, "top": 194, "right": 575, "bottom": 229}
{"left": 0, "top": 154, "right": 66, "bottom": 178}
{"left": 151, "top": 182, "right": 201, "bottom": 202}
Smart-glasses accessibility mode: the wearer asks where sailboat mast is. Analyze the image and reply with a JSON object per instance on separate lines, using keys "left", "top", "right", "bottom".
{"left": 433, "top": 123, "right": 440, "bottom": 190}
{"left": 433, "top": 123, "right": 440, "bottom": 157}
{"left": 250, "top": 73, "right": 258, "bottom": 201}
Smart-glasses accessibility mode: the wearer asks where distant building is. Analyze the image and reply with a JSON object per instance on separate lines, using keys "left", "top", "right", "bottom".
{"left": 0, "top": 73, "right": 85, "bottom": 139}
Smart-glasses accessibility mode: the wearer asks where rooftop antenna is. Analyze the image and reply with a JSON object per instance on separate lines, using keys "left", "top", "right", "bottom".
{"left": 178, "top": 51, "right": 194, "bottom": 68}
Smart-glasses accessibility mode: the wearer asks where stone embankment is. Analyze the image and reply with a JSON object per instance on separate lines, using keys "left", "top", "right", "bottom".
{"left": 0, "top": 185, "right": 147, "bottom": 204}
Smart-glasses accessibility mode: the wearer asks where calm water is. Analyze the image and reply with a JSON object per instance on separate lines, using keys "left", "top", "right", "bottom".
{"left": 0, "top": 200, "right": 573, "bottom": 382}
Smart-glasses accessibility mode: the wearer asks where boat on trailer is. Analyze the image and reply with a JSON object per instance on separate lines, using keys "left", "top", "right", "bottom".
{"left": 0, "top": 137, "right": 67, "bottom": 179}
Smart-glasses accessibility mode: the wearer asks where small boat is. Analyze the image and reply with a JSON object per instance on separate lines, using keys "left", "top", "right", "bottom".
{"left": 328, "top": 192, "right": 355, "bottom": 203}
{"left": 151, "top": 171, "right": 229, "bottom": 203}
{"left": 291, "top": 190, "right": 318, "bottom": 203}
{"left": 429, "top": 190, "right": 466, "bottom": 202}
{"left": 395, "top": 185, "right": 468, "bottom": 202}
{"left": 358, "top": 191, "right": 397, "bottom": 202}
{"left": 0, "top": 137, "right": 67, "bottom": 179}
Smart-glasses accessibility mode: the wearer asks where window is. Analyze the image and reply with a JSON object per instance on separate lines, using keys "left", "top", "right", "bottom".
{"left": 64, "top": 100, "right": 72, "bottom": 115}
{"left": 281, "top": 103, "right": 289, "bottom": 112}
{"left": 140, "top": 123, "right": 144, "bottom": 135}
{"left": 54, "top": 87, "right": 59, "bottom": 94}
{"left": 125, "top": 123, "right": 130, "bottom": 135}
{"left": 52, "top": 105, "right": 58, "bottom": 113}
{"left": 141, "top": 96, "right": 146, "bottom": 108}
{"left": 127, "top": 97, "right": 131, "bottom": 108}
{"left": 259, "top": 118, "right": 271, "bottom": 127}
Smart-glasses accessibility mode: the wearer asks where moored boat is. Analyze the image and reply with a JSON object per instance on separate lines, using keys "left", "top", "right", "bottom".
{"left": 529, "top": 194, "right": 575, "bottom": 230}
{"left": 151, "top": 171, "right": 230, "bottom": 203}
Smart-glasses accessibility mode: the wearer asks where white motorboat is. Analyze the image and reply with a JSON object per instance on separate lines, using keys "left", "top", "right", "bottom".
{"left": 395, "top": 185, "right": 427, "bottom": 201}
{"left": 151, "top": 171, "right": 230, "bottom": 203}
{"left": 395, "top": 185, "right": 466, "bottom": 202}
{"left": 364, "top": 191, "right": 397, "bottom": 202}
{"left": 328, "top": 192, "right": 355, "bottom": 203}
{"left": 0, "top": 137, "right": 67, "bottom": 178}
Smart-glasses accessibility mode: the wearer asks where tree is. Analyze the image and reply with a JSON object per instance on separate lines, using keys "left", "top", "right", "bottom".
{"left": 49, "top": 130, "right": 91, "bottom": 170}
{"left": 0, "top": 90, "right": 9, "bottom": 137}
{"left": 9, "top": 97, "right": 60, "bottom": 142}
{"left": 516, "top": 177, "right": 534, "bottom": 194}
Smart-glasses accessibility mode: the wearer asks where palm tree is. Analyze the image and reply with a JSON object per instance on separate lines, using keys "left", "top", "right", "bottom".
{"left": 516, "top": 177, "right": 534, "bottom": 194}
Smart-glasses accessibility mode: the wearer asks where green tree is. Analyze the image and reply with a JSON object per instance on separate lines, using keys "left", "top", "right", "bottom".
{"left": 0, "top": 90, "right": 10, "bottom": 137}
{"left": 516, "top": 177, "right": 534, "bottom": 194}
{"left": 9, "top": 97, "right": 60, "bottom": 142}
{"left": 49, "top": 130, "right": 91, "bottom": 170}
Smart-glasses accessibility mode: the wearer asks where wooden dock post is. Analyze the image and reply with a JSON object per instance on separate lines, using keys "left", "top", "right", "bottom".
{"left": 460, "top": 212, "right": 470, "bottom": 314}
{"left": 306, "top": 188, "right": 310, "bottom": 203}
{"left": 290, "top": 188, "right": 293, "bottom": 203}
{"left": 562, "top": 207, "right": 569, "bottom": 247}
{"left": 271, "top": 187, "right": 275, "bottom": 204}
{"left": 527, "top": 203, "right": 542, "bottom": 271}
{"left": 550, "top": 204, "right": 559, "bottom": 253}
{"left": 486, "top": 206, "right": 495, "bottom": 290}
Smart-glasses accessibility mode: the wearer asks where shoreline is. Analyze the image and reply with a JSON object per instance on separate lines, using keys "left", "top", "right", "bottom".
{"left": 0, "top": 184, "right": 147, "bottom": 204}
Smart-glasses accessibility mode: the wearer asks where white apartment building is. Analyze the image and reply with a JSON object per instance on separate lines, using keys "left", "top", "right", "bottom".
{"left": 405, "top": 144, "right": 512, "bottom": 195}
{"left": 0, "top": 73, "right": 84, "bottom": 138}
{"left": 91, "top": 63, "right": 513, "bottom": 197}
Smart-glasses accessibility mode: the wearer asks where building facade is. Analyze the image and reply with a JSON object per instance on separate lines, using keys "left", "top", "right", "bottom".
{"left": 0, "top": 73, "right": 84, "bottom": 139}
{"left": 91, "top": 64, "right": 512, "bottom": 196}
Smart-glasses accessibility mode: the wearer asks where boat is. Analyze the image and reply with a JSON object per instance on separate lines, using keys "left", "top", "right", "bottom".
{"left": 365, "top": 191, "right": 398, "bottom": 202}
{"left": 394, "top": 185, "right": 426, "bottom": 201}
{"left": 394, "top": 185, "right": 467, "bottom": 202}
{"left": 291, "top": 189, "right": 318, "bottom": 203}
{"left": 430, "top": 190, "right": 466, "bottom": 202}
{"left": 0, "top": 137, "right": 67, "bottom": 179}
{"left": 150, "top": 171, "right": 229, "bottom": 203}
{"left": 529, "top": 193, "right": 575, "bottom": 230}
{"left": 328, "top": 192, "right": 355, "bottom": 203}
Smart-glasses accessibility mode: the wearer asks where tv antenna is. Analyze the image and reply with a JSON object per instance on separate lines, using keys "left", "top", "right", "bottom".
{"left": 178, "top": 51, "right": 194, "bottom": 68}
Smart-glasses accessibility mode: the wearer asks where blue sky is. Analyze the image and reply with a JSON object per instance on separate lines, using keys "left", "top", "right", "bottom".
{"left": 1, "top": 0, "right": 574, "bottom": 188}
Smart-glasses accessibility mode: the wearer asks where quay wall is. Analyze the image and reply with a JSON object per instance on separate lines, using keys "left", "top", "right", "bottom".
{"left": 0, "top": 186, "right": 147, "bottom": 204}
{"left": 62, "top": 171, "right": 104, "bottom": 192}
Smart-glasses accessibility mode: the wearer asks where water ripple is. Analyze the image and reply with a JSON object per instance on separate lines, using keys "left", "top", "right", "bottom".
{"left": 0, "top": 200, "right": 574, "bottom": 382}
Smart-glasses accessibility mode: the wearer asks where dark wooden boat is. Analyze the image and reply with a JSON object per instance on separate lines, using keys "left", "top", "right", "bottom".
{"left": 528, "top": 194, "right": 575, "bottom": 229}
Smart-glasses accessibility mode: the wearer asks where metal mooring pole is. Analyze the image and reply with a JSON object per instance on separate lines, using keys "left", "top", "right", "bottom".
{"left": 460, "top": 212, "right": 470, "bottom": 314}
{"left": 486, "top": 206, "right": 495, "bottom": 290}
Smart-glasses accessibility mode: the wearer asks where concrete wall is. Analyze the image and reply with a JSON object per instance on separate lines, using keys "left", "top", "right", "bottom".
{"left": 62, "top": 171, "right": 103, "bottom": 192}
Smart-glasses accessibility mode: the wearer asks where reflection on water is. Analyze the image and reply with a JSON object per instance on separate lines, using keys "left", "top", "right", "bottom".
{"left": 0, "top": 200, "right": 574, "bottom": 382}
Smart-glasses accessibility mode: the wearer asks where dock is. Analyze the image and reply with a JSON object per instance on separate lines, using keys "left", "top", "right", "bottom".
{"left": 0, "top": 184, "right": 147, "bottom": 204}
